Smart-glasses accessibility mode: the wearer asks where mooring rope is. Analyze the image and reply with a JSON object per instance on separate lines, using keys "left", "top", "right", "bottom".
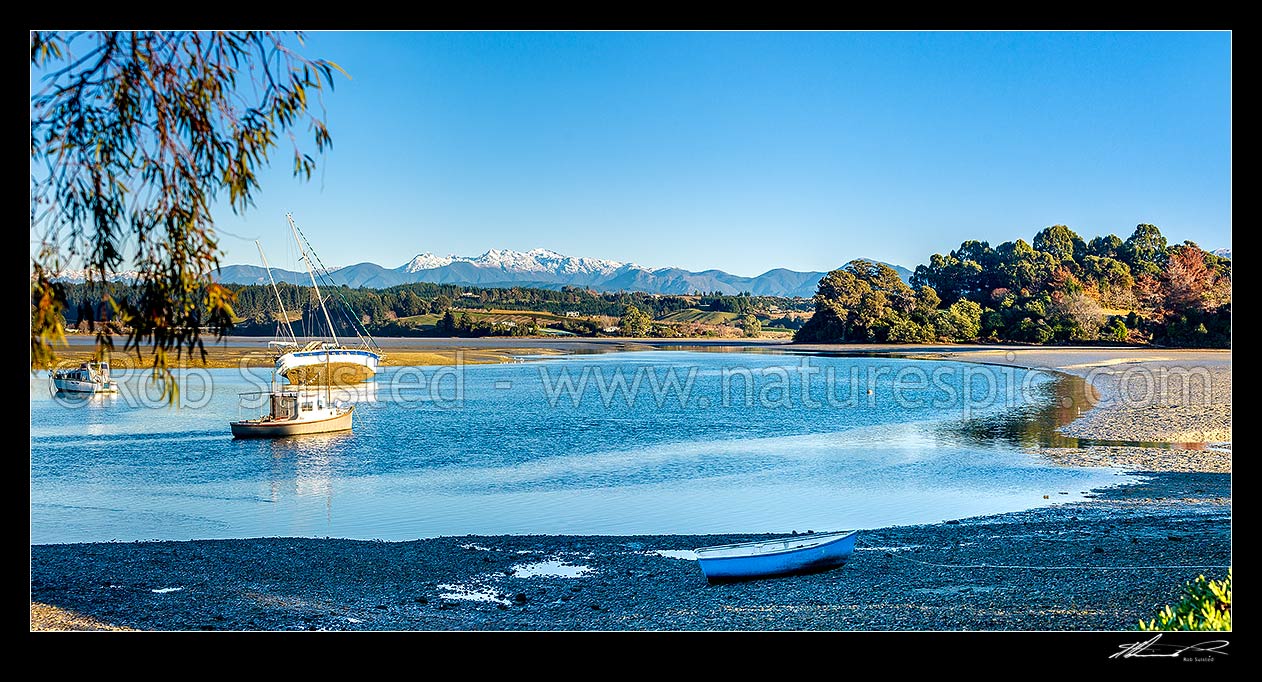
{"left": 875, "top": 550, "right": 1230, "bottom": 571}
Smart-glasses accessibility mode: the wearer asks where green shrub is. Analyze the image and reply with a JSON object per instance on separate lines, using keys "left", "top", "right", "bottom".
{"left": 1101, "top": 317, "right": 1127, "bottom": 342}
{"left": 1139, "top": 570, "right": 1231, "bottom": 631}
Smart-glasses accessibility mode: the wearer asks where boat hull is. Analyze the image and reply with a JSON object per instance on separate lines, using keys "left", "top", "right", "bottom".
{"left": 52, "top": 378, "right": 118, "bottom": 394}
{"left": 696, "top": 530, "right": 858, "bottom": 583}
{"left": 230, "top": 407, "right": 354, "bottom": 438}
{"left": 277, "top": 349, "right": 380, "bottom": 385}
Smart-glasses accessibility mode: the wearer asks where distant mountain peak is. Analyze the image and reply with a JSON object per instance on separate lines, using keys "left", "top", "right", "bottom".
{"left": 403, "top": 253, "right": 456, "bottom": 272}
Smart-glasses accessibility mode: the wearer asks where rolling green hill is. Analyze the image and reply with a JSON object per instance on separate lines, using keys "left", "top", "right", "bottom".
{"left": 658, "top": 309, "right": 739, "bottom": 324}
{"left": 396, "top": 309, "right": 574, "bottom": 329}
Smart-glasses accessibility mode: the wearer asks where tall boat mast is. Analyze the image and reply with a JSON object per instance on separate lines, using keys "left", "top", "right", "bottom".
{"left": 255, "top": 240, "right": 297, "bottom": 344}
{"left": 287, "top": 212, "right": 340, "bottom": 346}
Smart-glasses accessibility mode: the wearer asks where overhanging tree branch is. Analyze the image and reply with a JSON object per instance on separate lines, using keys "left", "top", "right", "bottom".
{"left": 30, "top": 30, "right": 347, "bottom": 402}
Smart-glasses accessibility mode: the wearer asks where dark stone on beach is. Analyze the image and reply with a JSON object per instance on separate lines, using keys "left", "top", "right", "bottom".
{"left": 590, "top": 603, "right": 602, "bottom": 610}
{"left": 497, "top": 603, "right": 509, "bottom": 610}
{"left": 946, "top": 520, "right": 960, "bottom": 525}
{"left": 1093, "top": 547, "right": 1104, "bottom": 554}
{"left": 415, "top": 596, "right": 428, "bottom": 603}
{"left": 514, "top": 593, "right": 528, "bottom": 604}
{"left": 1168, "top": 535, "right": 1182, "bottom": 541}
{"left": 375, "top": 604, "right": 388, "bottom": 610}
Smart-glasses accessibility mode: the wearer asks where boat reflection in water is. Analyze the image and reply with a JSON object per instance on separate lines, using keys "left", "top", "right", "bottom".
{"left": 261, "top": 435, "right": 346, "bottom": 500}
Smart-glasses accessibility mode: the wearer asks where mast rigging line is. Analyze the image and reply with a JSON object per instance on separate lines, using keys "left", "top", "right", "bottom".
{"left": 254, "top": 240, "right": 297, "bottom": 344}
{"left": 285, "top": 214, "right": 382, "bottom": 352}
{"left": 287, "top": 213, "right": 340, "bottom": 346}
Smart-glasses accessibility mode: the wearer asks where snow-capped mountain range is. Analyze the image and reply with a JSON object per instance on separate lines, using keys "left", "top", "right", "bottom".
{"left": 43, "top": 268, "right": 142, "bottom": 283}
{"left": 209, "top": 247, "right": 914, "bottom": 298}
{"left": 402, "top": 248, "right": 628, "bottom": 277}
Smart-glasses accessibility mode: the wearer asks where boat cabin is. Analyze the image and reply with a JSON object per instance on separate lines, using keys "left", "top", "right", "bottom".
{"left": 269, "top": 391, "right": 335, "bottom": 421}
{"left": 64, "top": 362, "right": 109, "bottom": 381}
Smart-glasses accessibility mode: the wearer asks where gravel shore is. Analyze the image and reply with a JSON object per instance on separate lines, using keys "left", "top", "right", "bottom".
{"left": 29, "top": 472, "right": 1229, "bottom": 631}
{"left": 30, "top": 344, "right": 1231, "bottom": 631}
{"left": 1028, "top": 446, "right": 1231, "bottom": 474}
{"left": 966, "top": 348, "right": 1232, "bottom": 446}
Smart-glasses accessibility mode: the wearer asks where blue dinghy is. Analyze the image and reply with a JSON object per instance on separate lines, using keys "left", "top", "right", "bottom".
{"left": 695, "top": 530, "right": 859, "bottom": 583}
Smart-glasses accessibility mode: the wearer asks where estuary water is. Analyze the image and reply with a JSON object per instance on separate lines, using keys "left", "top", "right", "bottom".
{"left": 30, "top": 351, "right": 1130, "bottom": 544}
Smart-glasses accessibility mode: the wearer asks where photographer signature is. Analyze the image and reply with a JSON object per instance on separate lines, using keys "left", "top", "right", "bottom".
{"left": 1111, "top": 634, "right": 1229, "bottom": 659}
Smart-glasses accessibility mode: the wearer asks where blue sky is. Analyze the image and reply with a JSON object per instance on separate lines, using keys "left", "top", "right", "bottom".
{"left": 203, "top": 31, "right": 1230, "bottom": 275}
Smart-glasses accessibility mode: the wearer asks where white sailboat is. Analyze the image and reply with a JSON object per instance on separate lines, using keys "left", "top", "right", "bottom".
{"left": 262, "top": 213, "right": 383, "bottom": 385}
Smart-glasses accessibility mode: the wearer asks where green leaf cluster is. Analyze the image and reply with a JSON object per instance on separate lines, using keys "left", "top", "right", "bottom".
{"left": 1139, "top": 570, "right": 1231, "bottom": 631}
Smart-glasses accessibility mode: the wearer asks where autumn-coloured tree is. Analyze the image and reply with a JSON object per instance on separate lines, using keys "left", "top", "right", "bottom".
{"left": 1163, "top": 244, "right": 1230, "bottom": 314}
{"left": 1133, "top": 274, "right": 1164, "bottom": 316}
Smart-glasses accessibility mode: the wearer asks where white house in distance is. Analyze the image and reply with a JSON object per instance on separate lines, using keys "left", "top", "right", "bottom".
{"left": 603, "top": 326, "right": 619, "bottom": 333}
{"left": 564, "top": 311, "right": 580, "bottom": 318}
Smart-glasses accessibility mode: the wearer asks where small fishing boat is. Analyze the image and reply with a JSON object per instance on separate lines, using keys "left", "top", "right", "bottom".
{"left": 695, "top": 530, "right": 859, "bottom": 583}
{"left": 230, "top": 353, "right": 354, "bottom": 439}
{"left": 230, "top": 388, "right": 353, "bottom": 438}
{"left": 51, "top": 361, "right": 118, "bottom": 394}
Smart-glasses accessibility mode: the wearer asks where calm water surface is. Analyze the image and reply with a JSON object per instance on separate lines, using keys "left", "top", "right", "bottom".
{"left": 30, "top": 351, "right": 1130, "bottom": 543}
